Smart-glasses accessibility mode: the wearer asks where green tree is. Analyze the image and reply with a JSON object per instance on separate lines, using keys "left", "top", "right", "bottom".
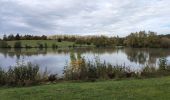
{"left": 160, "top": 37, "right": 170, "bottom": 48}
{"left": 15, "top": 34, "right": 21, "bottom": 40}
{"left": 3, "top": 34, "right": 7, "bottom": 41}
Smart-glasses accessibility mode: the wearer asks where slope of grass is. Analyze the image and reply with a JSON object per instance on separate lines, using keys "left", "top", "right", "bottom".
{"left": 6, "top": 40, "right": 75, "bottom": 48}
{"left": 0, "top": 77, "right": 170, "bottom": 100}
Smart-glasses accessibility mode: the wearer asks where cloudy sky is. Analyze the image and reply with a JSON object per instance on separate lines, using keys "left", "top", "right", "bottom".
{"left": 0, "top": 0, "right": 170, "bottom": 37}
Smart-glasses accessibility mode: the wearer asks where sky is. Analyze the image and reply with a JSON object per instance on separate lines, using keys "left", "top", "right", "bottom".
{"left": 0, "top": 0, "right": 170, "bottom": 37}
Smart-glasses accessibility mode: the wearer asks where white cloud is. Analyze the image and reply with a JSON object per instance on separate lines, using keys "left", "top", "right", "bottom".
{"left": 0, "top": 0, "right": 170, "bottom": 36}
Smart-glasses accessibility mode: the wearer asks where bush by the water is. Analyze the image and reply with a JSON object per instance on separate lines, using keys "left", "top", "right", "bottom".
{"left": 14, "top": 41, "right": 22, "bottom": 48}
{"left": 140, "top": 57, "right": 170, "bottom": 78}
{"left": 0, "top": 62, "right": 40, "bottom": 86}
{"left": 0, "top": 61, "right": 55, "bottom": 86}
{"left": 64, "top": 52, "right": 170, "bottom": 81}
{"left": 52, "top": 43, "right": 58, "bottom": 49}
{"left": 63, "top": 52, "right": 137, "bottom": 81}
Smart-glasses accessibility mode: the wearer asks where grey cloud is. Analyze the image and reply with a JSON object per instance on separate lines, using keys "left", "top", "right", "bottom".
{"left": 0, "top": 0, "right": 170, "bottom": 36}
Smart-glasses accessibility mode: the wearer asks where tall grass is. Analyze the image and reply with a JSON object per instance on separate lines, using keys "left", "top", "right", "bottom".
{"left": 63, "top": 52, "right": 137, "bottom": 81}
{"left": 0, "top": 61, "right": 52, "bottom": 86}
{"left": 141, "top": 58, "right": 170, "bottom": 78}
{"left": 0, "top": 62, "right": 39, "bottom": 86}
{"left": 64, "top": 52, "right": 170, "bottom": 81}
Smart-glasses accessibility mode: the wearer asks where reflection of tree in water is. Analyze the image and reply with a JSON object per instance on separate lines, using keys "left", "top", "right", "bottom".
{"left": 0, "top": 48, "right": 48, "bottom": 59}
{"left": 0, "top": 48, "right": 118, "bottom": 58}
{"left": 124, "top": 48, "right": 170, "bottom": 65}
{"left": 147, "top": 49, "right": 170, "bottom": 64}
{"left": 125, "top": 48, "right": 148, "bottom": 64}
{"left": 70, "top": 48, "right": 118, "bottom": 54}
{"left": 0, "top": 48, "right": 170, "bottom": 65}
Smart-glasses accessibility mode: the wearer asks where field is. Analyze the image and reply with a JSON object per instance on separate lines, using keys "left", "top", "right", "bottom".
{"left": 6, "top": 40, "right": 75, "bottom": 48}
{"left": 0, "top": 77, "right": 170, "bottom": 100}
{"left": 5, "top": 40, "right": 93, "bottom": 48}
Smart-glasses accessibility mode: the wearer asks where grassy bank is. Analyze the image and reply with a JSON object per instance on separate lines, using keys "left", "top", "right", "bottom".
{"left": 7, "top": 40, "right": 74, "bottom": 48}
{"left": 5, "top": 40, "right": 93, "bottom": 48}
{"left": 0, "top": 76, "right": 170, "bottom": 100}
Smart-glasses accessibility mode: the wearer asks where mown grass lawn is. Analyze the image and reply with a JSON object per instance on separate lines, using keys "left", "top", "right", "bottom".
{"left": 0, "top": 77, "right": 170, "bottom": 100}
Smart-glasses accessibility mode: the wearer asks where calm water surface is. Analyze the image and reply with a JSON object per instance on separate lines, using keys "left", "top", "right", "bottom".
{"left": 0, "top": 48, "right": 170, "bottom": 75}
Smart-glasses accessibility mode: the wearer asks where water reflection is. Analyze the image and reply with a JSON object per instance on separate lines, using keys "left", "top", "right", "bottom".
{"left": 0, "top": 48, "right": 170, "bottom": 74}
{"left": 125, "top": 48, "right": 170, "bottom": 65}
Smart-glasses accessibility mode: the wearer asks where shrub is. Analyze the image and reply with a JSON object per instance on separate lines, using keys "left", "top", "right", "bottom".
{"left": 37, "top": 43, "right": 44, "bottom": 48}
{"left": 14, "top": 41, "right": 22, "bottom": 48}
{"left": 87, "top": 64, "right": 98, "bottom": 81}
{"left": 58, "top": 38, "right": 62, "bottom": 42}
{"left": 25, "top": 44, "right": 32, "bottom": 48}
{"left": 140, "top": 65, "right": 157, "bottom": 77}
{"left": 0, "top": 41, "right": 9, "bottom": 48}
{"left": 68, "top": 45, "right": 72, "bottom": 48}
{"left": 52, "top": 44, "right": 58, "bottom": 49}
{"left": 44, "top": 43, "right": 48, "bottom": 48}
{"left": 64, "top": 53, "right": 136, "bottom": 81}
{"left": 0, "top": 62, "right": 49, "bottom": 86}
{"left": 159, "top": 58, "right": 168, "bottom": 70}
{"left": 64, "top": 53, "right": 170, "bottom": 81}
{"left": 0, "top": 68, "right": 6, "bottom": 85}
{"left": 86, "top": 42, "right": 91, "bottom": 45}
{"left": 48, "top": 74, "right": 57, "bottom": 82}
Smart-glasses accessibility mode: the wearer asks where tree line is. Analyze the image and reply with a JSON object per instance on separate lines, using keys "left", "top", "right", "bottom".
{"left": 1, "top": 31, "right": 170, "bottom": 48}
{"left": 49, "top": 35, "right": 124, "bottom": 47}
{"left": 124, "top": 31, "right": 170, "bottom": 48}
{"left": 2, "top": 34, "right": 47, "bottom": 41}
{"left": 49, "top": 31, "right": 170, "bottom": 48}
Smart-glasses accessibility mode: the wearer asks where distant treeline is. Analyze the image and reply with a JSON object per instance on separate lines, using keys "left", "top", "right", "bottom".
{"left": 1, "top": 31, "right": 170, "bottom": 48}
{"left": 124, "top": 31, "right": 170, "bottom": 48}
{"left": 2, "top": 34, "right": 47, "bottom": 41}
{"left": 49, "top": 35, "right": 124, "bottom": 47}
{"left": 49, "top": 31, "right": 170, "bottom": 48}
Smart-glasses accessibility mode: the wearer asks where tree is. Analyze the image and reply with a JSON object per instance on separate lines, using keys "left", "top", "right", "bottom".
{"left": 15, "top": 34, "right": 20, "bottom": 40}
{"left": 124, "top": 33, "right": 138, "bottom": 47}
{"left": 160, "top": 37, "right": 170, "bottom": 48}
{"left": 3, "top": 34, "right": 7, "bottom": 41}
{"left": 8, "top": 34, "right": 15, "bottom": 41}
{"left": 124, "top": 31, "right": 163, "bottom": 48}
{"left": 57, "top": 38, "right": 62, "bottom": 42}
{"left": 147, "top": 31, "right": 160, "bottom": 48}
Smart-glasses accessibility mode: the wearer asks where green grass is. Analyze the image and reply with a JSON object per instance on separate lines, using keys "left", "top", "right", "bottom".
{"left": 6, "top": 40, "right": 77, "bottom": 48}
{"left": 0, "top": 77, "right": 170, "bottom": 100}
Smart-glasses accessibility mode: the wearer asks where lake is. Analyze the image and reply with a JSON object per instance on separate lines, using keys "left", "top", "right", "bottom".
{"left": 0, "top": 48, "right": 170, "bottom": 75}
